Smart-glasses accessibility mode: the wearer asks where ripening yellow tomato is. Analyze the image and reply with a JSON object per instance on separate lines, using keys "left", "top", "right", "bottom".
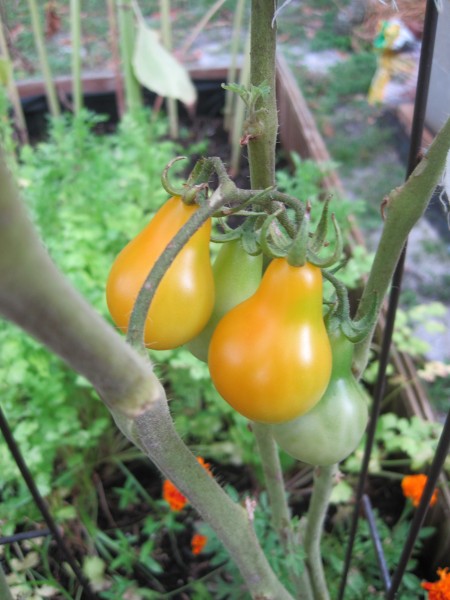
{"left": 208, "top": 259, "right": 332, "bottom": 424}
{"left": 106, "top": 196, "right": 214, "bottom": 350}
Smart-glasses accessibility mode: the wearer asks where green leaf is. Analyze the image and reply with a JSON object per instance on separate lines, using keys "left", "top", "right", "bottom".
{"left": 330, "top": 480, "right": 354, "bottom": 504}
{"left": 82, "top": 555, "right": 106, "bottom": 586}
{"left": 132, "top": 21, "right": 197, "bottom": 106}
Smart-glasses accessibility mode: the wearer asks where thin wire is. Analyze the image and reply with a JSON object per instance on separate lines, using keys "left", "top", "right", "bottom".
{"left": 0, "top": 529, "right": 51, "bottom": 546}
{"left": 337, "top": 1, "right": 439, "bottom": 597}
{"left": 0, "top": 404, "right": 99, "bottom": 600}
{"left": 362, "top": 495, "right": 391, "bottom": 592}
{"left": 387, "top": 408, "right": 450, "bottom": 598}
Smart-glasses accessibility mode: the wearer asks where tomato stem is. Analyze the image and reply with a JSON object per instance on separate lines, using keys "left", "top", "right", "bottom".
{"left": 304, "top": 465, "right": 337, "bottom": 600}
{"left": 133, "top": 401, "right": 296, "bottom": 600}
{"left": 353, "top": 115, "right": 450, "bottom": 377}
{"left": 253, "top": 422, "right": 315, "bottom": 599}
{"left": 247, "top": 0, "right": 278, "bottom": 189}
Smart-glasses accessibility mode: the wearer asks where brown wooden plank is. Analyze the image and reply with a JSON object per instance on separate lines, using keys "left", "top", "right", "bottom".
{"left": 276, "top": 53, "right": 345, "bottom": 196}
{"left": 16, "top": 67, "right": 231, "bottom": 100}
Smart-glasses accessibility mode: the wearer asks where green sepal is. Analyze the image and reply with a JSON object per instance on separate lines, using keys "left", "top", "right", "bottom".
{"left": 307, "top": 214, "right": 343, "bottom": 268}
{"left": 210, "top": 217, "right": 245, "bottom": 243}
{"left": 323, "top": 269, "right": 378, "bottom": 343}
{"left": 340, "top": 292, "right": 378, "bottom": 343}
{"left": 258, "top": 210, "right": 290, "bottom": 259}
{"left": 310, "top": 196, "right": 331, "bottom": 254}
{"left": 241, "top": 216, "right": 262, "bottom": 255}
{"left": 286, "top": 205, "right": 310, "bottom": 267}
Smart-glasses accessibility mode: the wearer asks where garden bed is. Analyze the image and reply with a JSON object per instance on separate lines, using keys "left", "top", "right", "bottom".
{"left": 4, "top": 57, "right": 450, "bottom": 594}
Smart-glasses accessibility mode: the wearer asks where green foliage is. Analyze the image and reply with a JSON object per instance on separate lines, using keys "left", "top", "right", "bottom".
{"left": 276, "top": 153, "right": 331, "bottom": 203}
{"left": 310, "top": 11, "right": 352, "bottom": 52}
{"left": 0, "top": 109, "right": 181, "bottom": 531}
{"left": 276, "top": 153, "right": 366, "bottom": 236}
{"left": 393, "top": 302, "right": 447, "bottom": 358}
{"left": 196, "top": 489, "right": 304, "bottom": 599}
{"left": 327, "top": 52, "right": 377, "bottom": 99}
{"left": 344, "top": 412, "right": 444, "bottom": 474}
{"left": 323, "top": 508, "right": 433, "bottom": 599}
{"left": 327, "top": 116, "right": 395, "bottom": 168}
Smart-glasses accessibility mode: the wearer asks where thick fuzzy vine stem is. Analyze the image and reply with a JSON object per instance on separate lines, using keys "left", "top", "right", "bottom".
{"left": 304, "top": 465, "right": 337, "bottom": 600}
{"left": 0, "top": 151, "right": 159, "bottom": 419}
{"left": 248, "top": 0, "right": 278, "bottom": 188}
{"left": 133, "top": 405, "right": 295, "bottom": 600}
{"left": 353, "top": 116, "right": 450, "bottom": 376}
{"left": 252, "top": 423, "right": 292, "bottom": 534}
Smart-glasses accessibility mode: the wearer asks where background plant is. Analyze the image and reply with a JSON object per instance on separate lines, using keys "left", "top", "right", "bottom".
{"left": 0, "top": 1, "right": 450, "bottom": 600}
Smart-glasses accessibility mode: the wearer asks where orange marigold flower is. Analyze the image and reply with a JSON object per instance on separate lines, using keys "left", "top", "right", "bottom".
{"left": 422, "top": 567, "right": 450, "bottom": 599}
{"left": 191, "top": 533, "right": 208, "bottom": 555}
{"left": 162, "top": 479, "right": 187, "bottom": 512}
{"left": 401, "top": 474, "right": 438, "bottom": 508}
{"left": 196, "top": 456, "right": 212, "bottom": 475}
{"left": 162, "top": 457, "right": 212, "bottom": 511}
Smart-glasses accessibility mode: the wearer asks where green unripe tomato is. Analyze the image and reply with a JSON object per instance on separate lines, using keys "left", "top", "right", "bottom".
{"left": 271, "top": 330, "right": 369, "bottom": 466}
{"left": 187, "top": 240, "right": 263, "bottom": 362}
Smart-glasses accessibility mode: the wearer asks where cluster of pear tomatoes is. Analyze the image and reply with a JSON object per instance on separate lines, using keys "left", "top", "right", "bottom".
{"left": 106, "top": 194, "right": 369, "bottom": 466}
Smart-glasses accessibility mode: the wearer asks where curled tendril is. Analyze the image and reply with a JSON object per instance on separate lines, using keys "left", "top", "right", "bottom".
{"left": 161, "top": 156, "right": 188, "bottom": 198}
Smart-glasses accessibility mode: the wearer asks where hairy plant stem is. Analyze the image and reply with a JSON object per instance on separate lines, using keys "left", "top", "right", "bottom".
{"left": 304, "top": 465, "right": 337, "bottom": 600}
{"left": 134, "top": 405, "right": 295, "bottom": 600}
{"left": 253, "top": 423, "right": 314, "bottom": 600}
{"left": 248, "top": 0, "right": 278, "bottom": 188}
{"left": 245, "top": 2, "right": 314, "bottom": 598}
{"left": 0, "top": 562, "right": 13, "bottom": 600}
{"left": 252, "top": 424, "right": 290, "bottom": 531}
{"left": 0, "top": 152, "right": 159, "bottom": 418}
{"left": 353, "top": 116, "right": 450, "bottom": 377}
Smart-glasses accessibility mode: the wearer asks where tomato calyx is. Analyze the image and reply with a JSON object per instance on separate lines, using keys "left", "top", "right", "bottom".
{"left": 255, "top": 195, "right": 343, "bottom": 269}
